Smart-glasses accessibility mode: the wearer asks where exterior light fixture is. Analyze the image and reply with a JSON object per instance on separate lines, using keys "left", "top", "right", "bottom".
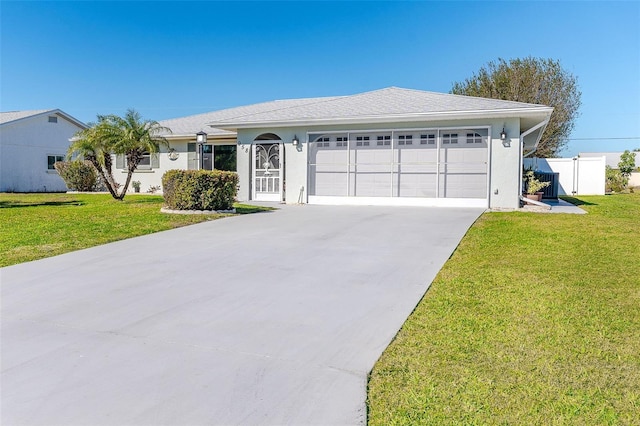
{"left": 196, "top": 131, "right": 207, "bottom": 170}
{"left": 500, "top": 128, "right": 510, "bottom": 147}
{"left": 292, "top": 135, "right": 299, "bottom": 146}
{"left": 196, "top": 131, "right": 208, "bottom": 144}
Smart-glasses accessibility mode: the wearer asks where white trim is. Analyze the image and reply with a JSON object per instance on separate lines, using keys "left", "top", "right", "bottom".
{"left": 486, "top": 125, "right": 493, "bottom": 206}
{"left": 308, "top": 195, "right": 488, "bottom": 208}
{"left": 307, "top": 125, "right": 490, "bottom": 137}
{"left": 213, "top": 108, "right": 553, "bottom": 130}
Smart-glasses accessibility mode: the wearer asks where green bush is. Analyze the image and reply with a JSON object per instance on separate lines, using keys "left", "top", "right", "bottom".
{"left": 162, "top": 169, "right": 238, "bottom": 210}
{"left": 54, "top": 160, "right": 98, "bottom": 192}
{"left": 605, "top": 165, "right": 628, "bottom": 193}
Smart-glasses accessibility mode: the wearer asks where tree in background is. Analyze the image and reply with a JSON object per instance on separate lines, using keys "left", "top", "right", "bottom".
{"left": 68, "top": 109, "right": 170, "bottom": 200}
{"left": 451, "top": 57, "right": 581, "bottom": 157}
{"left": 606, "top": 150, "right": 637, "bottom": 192}
{"left": 618, "top": 150, "right": 636, "bottom": 179}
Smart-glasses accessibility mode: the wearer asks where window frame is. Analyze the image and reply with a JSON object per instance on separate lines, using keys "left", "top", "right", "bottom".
{"left": 47, "top": 154, "right": 64, "bottom": 171}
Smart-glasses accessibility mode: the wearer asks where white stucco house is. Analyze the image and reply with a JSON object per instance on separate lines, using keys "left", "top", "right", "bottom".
{"left": 0, "top": 109, "right": 87, "bottom": 192}
{"left": 116, "top": 87, "right": 553, "bottom": 209}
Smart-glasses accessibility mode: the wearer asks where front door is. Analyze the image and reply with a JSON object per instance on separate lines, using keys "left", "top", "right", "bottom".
{"left": 252, "top": 142, "right": 282, "bottom": 201}
{"left": 202, "top": 144, "right": 213, "bottom": 170}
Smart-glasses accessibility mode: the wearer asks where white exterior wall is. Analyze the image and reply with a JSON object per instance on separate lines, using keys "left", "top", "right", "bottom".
{"left": 237, "top": 117, "right": 523, "bottom": 209}
{"left": 111, "top": 139, "right": 236, "bottom": 193}
{"left": 0, "top": 113, "right": 84, "bottom": 192}
{"left": 524, "top": 156, "right": 606, "bottom": 195}
{"left": 236, "top": 129, "right": 303, "bottom": 203}
{"left": 490, "top": 118, "right": 521, "bottom": 209}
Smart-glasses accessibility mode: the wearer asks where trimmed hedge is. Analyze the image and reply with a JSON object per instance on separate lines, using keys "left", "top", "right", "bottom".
{"left": 162, "top": 169, "right": 238, "bottom": 211}
{"left": 54, "top": 160, "right": 98, "bottom": 192}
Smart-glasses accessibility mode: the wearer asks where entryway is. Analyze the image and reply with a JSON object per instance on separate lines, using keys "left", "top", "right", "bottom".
{"left": 252, "top": 133, "right": 283, "bottom": 201}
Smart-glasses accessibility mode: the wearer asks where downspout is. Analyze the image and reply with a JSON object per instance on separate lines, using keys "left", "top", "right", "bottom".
{"left": 518, "top": 118, "right": 550, "bottom": 201}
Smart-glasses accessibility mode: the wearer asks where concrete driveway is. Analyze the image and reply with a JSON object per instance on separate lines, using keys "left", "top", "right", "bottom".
{"left": 1, "top": 204, "right": 483, "bottom": 425}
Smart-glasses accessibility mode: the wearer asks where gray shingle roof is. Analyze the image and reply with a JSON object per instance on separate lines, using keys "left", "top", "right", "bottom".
{"left": 159, "top": 96, "right": 342, "bottom": 138}
{"left": 206, "top": 87, "right": 552, "bottom": 129}
{"left": 0, "top": 110, "right": 55, "bottom": 125}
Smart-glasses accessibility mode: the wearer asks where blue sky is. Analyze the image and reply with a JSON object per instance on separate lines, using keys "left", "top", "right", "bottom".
{"left": 2, "top": 1, "right": 639, "bottom": 156}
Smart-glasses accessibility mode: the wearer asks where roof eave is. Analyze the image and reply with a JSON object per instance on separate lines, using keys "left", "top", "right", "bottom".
{"left": 164, "top": 132, "right": 237, "bottom": 140}
{"left": 209, "top": 107, "right": 554, "bottom": 131}
{"left": 0, "top": 109, "right": 88, "bottom": 129}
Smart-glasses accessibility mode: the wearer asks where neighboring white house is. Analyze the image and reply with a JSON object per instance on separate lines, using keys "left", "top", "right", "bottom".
{"left": 0, "top": 109, "right": 87, "bottom": 192}
{"left": 579, "top": 151, "right": 629, "bottom": 168}
{"left": 116, "top": 87, "right": 553, "bottom": 210}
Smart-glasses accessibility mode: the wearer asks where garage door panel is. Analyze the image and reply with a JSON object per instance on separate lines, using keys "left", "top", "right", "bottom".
{"left": 394, "top": 173, "right": 437, "bottom": 197}
{"left": 309, "top": 143, "right": 348, "bottom": 196}
{"left": 354, "top": 172, "right": 391, "bottom": 197}
{"left": 440, "top": 173, "right": 487, "bottom": 198}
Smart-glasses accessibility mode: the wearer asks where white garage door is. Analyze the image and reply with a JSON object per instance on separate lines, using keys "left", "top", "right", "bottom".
{"left": 308, "top": 130, "right": 488, "bottom": 206}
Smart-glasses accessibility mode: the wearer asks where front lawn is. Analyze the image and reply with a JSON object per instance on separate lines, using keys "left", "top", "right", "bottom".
{"left": 368, "top": 193, "right": 640, "bottom": 425}
{"left": 0, "top": 193, "right": 271, "bottom": 267}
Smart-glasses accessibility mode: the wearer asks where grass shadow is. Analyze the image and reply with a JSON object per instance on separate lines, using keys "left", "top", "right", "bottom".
{"left": 0, "top": 200, "right": 85, "bottom": 209}
{"left": 234, "top": 204, "right": 276, "bottom": 214}
{"left": 559, "top": 196, "right": 598, "bottom": 206}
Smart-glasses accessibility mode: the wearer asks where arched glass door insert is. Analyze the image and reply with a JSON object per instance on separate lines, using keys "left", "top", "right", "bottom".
{"left": 252, "top": 134, "right": 283, "bottom": 201}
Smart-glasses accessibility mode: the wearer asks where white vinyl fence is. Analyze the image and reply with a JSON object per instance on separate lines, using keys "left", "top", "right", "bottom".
{"left": 524, "top": 156, "right": 606, "bottom": 195}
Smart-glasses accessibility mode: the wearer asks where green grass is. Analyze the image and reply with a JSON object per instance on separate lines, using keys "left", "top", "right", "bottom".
{"left": 0, "top": 193, "right": 272, "bottom": 267}
{"left": 368, "top": 193, "right": 640, "bottom": 425}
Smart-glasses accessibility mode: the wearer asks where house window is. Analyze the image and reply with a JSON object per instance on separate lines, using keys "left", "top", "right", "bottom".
{"left": 466, "top": 132, "right": 483, "bottom": 144}
{"left": 442, "top": 133, "right": 458, "bottom": 144}
{"left": 47, "top": 155, "right": 64, "bottom": 170}
{"left": 316, "top": 136, "right": 330, "bottom": 147}
{"left": 356, "top": 136, "right": 370, "bottom": 147}
{"left": 336, "top": 136, "right": 348, "bottom": 147}
{"left": 376, "top": 135, "right": 391, "bottom": 146}
{"left": 138, "top": 152, "right": 151, "bottom": 168}
{"left": 48, "top": 116, "right": 58, "bottom": 123}
{"left": 420, "top": 134, "right": 435, "bottom": 145}
{"left": 398, "top": 135, "right": 413, "bottom": 145}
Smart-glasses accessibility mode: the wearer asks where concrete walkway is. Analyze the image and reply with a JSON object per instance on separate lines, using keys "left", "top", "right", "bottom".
{"left": 521, "top": 198, "right": 587, "bottom": 214}
{"left": 1, "top": 205, "right": 483, "bottom": 425}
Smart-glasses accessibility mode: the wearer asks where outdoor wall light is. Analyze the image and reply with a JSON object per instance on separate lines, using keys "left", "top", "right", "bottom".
{"left": 196, "top": 131, "right": 208, "bottom": 144}
{"left": 195, "top": 131, "right": 207, "bottom": 170}
{"left": 292, "top": 135, "right": 300, "bottom": 146}
{"left": 500, "top": 127, "right": 510, "bottom": 147}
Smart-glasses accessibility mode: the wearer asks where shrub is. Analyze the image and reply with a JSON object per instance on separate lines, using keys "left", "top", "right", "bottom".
{"left": 524, "top": 170, "right": 550, "bottom": 195}
{"left": 605, "top": 166, "right": 627, "bottom": 193}
{"left": 162, "top": 170, "right": 238, "bottom": 210}
{"left": 54, "top": 160, "right": 98, "bottom": 192}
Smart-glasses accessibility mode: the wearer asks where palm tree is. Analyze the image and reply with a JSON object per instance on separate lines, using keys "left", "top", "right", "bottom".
{"left": 100, "top": 110, "right": 171, "bottom": 199}
{"left": 68, "top": 121, "right": 119, "bottom": 199}
{"left": 68, "top": 109, "right": 171, "bottom": 200}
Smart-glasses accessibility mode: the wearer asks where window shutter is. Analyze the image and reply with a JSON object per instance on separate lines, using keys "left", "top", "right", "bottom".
{"left": 116, "top": 154, "right": 125, "bottom": 169}
{"left": 151, "top": 153, "right": 160, "bottom": 169}
{"left": 187, "top": 143, "right": 197, "bottom": 170}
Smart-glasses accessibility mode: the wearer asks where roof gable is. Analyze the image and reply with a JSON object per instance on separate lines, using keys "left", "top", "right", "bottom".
{"left": 1, "top": 110, "right": 54, "bottom": 125}
{"left": 0, "top": 109, "right": 87, "bottom": 129}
